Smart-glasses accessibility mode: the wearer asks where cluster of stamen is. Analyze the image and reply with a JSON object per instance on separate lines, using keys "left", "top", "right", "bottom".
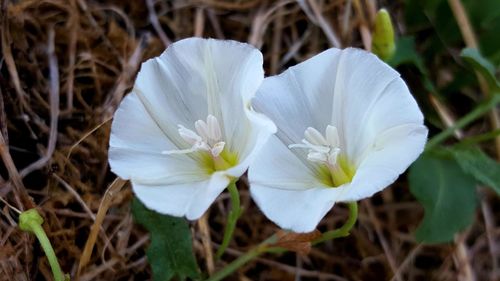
{"left": 289, "top": 125, "right": 352, "bottom": 186}
{"left": 163, "top": 115, "right": 225, "bottom": 157}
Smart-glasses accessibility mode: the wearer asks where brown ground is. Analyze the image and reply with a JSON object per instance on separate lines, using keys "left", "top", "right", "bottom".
{"left": 0, "top": 0, "right": 499, "bottom": 280}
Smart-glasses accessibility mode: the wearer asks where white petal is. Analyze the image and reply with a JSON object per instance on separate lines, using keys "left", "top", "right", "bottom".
{"left": 253, "top": 48, "right": 343, "bottom": 146}
{"left": 109, "top": 93, "right": 205, "bottom": 183}
{"left": 328, "top": 48, "right": 405, "bottom": 160}
{"left": 134, "top": 37, "right": 264, "bottom": 150}
{"left": 132, "top": 172, "right": 230, "bottom": 219}
{"left": 347, "top": 78, "right": 425, "bottom": 165}
{"left": 250, "top": 184, "right": 340, "bottom": 233}
{"left": 337, "top": 124, "right": 428, "bottom": 201}
{"left": 225, "top": 109, "right": 276, "bottom": 178}
{"left": 168, "top": 38, "right": 265, "bottom": 150}
{"left": 248, "top": 135, "right": 321, "bottom": 190}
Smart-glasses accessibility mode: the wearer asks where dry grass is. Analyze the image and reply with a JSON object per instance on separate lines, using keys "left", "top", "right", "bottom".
{"left": 0, "top": 0, "right": 499, "bottom": 280}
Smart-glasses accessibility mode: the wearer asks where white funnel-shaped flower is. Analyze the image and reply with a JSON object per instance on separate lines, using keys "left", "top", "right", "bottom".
{"left": 249, "top": 48, "right": 428, "bottom": 232}
{"left": 109, "top": 38, "right": 276, "bottom": 220}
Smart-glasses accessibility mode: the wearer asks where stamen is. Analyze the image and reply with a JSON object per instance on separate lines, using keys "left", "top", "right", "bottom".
{"left": 289, "top": 125, "right": 353, "bottom": 187}
{"left": 307, "top": 151, "right": 328, "bottom": 163}
{"left": 194, "top": 120, "right": 209, "bottom": 140}
{"left": 327, "top": 147, "right": 341, "bottom": 165}
{"left": 207, "top": 115, "right": 222, "bottom": 142}
{"left": 163, "top": 115, "right": 225, "bottom": 157}
{"left": 211, "top": 141, "right": 225, "bottom": 157}
{"left": 325, "top": 125, "right": 339, "bottom": 147}
{"left": 178, "top": 125, "right": 202, "bottom": 145}
{"left": 162, "top": 148, "right": 197, "bottom": 155}
{"left": 304, "top": 127, "right": 328, "bottom": 146}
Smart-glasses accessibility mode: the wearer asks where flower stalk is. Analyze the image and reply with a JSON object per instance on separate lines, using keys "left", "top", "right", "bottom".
{"left": 426, "top": 94, "right": 500, "bottom": 150}
{"left": 208, "top": 236, "right": 278, "bottom": 281}
{"left": 19, "top": 209, "right": 67, "bottom": 281}
{"left": 216, "top": 181, "right": 243, "bottom": 259}
{"left": 208, "top": 202, "right": 358, "bottom": 280}
{"left": 313, "top": 202, "right": 358, "bottom": 244}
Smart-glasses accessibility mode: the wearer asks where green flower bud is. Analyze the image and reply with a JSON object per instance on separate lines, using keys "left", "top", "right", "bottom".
{"left": 372, "top": 9, "right": 396, "bottom": 62}
{"left": 19, "top": 208, "right": 44, "bottom": 233}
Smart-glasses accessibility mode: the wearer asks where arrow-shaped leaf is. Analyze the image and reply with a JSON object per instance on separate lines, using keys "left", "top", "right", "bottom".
{"left": 132, "top": 198, "right": 200, "bottom": 281}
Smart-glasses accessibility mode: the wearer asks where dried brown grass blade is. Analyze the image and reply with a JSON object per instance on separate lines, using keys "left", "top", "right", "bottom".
{"left": 76, "top": 177, "right": 127, "bottom": 278}
{"left": 66, "top": 116, "right": 112, "bottom": 161}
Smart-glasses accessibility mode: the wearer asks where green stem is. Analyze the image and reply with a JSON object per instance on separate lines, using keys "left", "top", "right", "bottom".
{"left": 207, "top": 202, "right": 359, "bottom": 280}
{"left": 31, "top": 224, "right": 66, "bottom": 281}
{"left": 215, "top": 182, "right": 242, "bottom": 259}
{"left": 19, "top": 209, "right": 66, "bottom": 281}
{"left": 458, "top": 128, "right": 500, "bottom": 146}
{"left": 208, "top": 244, "right": 264, "bottom": 281}
{"left": 426, "top": 94, "right": 500, "bottom": 150}
{"left": 208, "top": 236, "right": 277, "bottom": 281}
{"left": 313, "top": 202, "right": 358, "bottom": 244}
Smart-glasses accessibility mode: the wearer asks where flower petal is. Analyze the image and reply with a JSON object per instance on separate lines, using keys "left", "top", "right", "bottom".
{"left": 341, "top": 74, "right": 425, "bottom": 165}
{"left": 250, "top": 184, "right": 340, "bottom": 233}
{"left": 252, "top": 48, "right": 343, "bottom": 146}
{"left": 248, "top": 134, "right": 320, "bottom": 190}
{"left": 225, "top": 109, "right": 276, "bottom": 178}
{"left": 328, "top": 48, "right": 401, "bottom": 154}
{"left": 109, "top": 93, "right": 205, "bottom": 183}
{"left": 338, "top": 124, "right": 428, "bottom": 201}
{"left": 133, "top": 37, "right": 265, "bottom": 152}
{"left": 132, "top": 172, "right": 230, "bottom": 220}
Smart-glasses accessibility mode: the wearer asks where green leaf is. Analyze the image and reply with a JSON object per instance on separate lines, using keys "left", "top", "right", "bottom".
{"left": 409, "top": 152, "right": 477, "bottom": 243}
{"left": 461, "top": 48, "right": 500, "bottom": 93}
{"left": 404, "top": 0, "right": 500, "bottom": 65}
{"left": 388, "top": 37, "right": 424, "bottom": 70}
{"left": 132, "top": 198, "right": 200, "bottom": 281}
{"left": 450, "top": 146, "right": 500, "bottom": 195}
{"left": 388, "top": 36, "right": 436, "bottom": 93}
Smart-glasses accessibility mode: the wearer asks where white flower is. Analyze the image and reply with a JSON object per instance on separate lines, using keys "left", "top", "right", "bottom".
{"left": 249, "top": 48, "right": 428, "bottom": 233}
{"left": 109, "top": 38, "right": 276, "bottom": 220}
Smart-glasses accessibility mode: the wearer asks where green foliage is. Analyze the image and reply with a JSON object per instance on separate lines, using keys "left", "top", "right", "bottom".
{"left": 404, "top": 0, "right": 500, "bottom": 65}
{"left": 132, "top": 198, "right": 200, "bottom": 281}
{"left": 389, "top": 37, "right": 423, "bottom": 69}
{"left": 463, "top": 1, "right": 500, "bottom": 65}
{"left": 461, "top": 48, "right": 500, "bottom": 93}
{"left": 409, "top": 152, "right": 477, "bottom": 243}
{"left": 388, "top": 36, "right": 435, "bottom": 93}
{"left": 450, "top": 146, "right": 500, "bottom": 195}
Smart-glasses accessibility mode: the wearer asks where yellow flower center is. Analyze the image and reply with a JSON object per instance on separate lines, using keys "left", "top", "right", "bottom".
{"left": 289, "top": 125, "right": 356, "bottom": 187}
{"left": 200, "top": 148, "right": 239, "bottom": 174}
{"left": 163, "top": 115, "right": 239, "bottom": 175}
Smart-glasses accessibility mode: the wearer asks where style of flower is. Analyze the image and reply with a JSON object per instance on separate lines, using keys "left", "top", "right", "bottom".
{"left": 249, "top": 48, "right": 428, "bottom": 233}
{"left": 109, "top": 38, "right": 276, "bottom": 220}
